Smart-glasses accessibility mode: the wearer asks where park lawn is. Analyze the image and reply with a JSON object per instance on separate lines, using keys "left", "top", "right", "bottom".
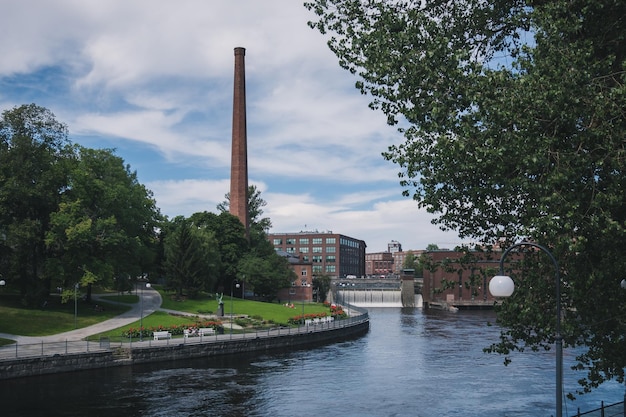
{"left": 0, "top": 294, "right": 130, "bottom": 336}
{"left": 158, "top": 288, "right": 329, "bottom": 323}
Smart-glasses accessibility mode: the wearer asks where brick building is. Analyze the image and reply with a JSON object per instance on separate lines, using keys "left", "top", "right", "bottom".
{"left": 268, "top": 231, "right": 366, "bottom": 278}
{"left": 365, "top": 251, "right": 394, "bottom": 277}
{"left": 421, "top": 249, "right": 501, "bottom": 308}
{"left": 275, "top": 250, "right": 313, "bottom": 302}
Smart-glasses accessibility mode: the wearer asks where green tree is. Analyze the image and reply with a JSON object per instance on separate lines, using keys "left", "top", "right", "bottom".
{"left": 217, "top": 184, "right": 272, "bottom": 234}
{"left": 0, "top": 104, "right": 74, "bottom": 306}
{"left": 189, "top": 211, "right": 249, "bottom": 288}
{"left": 45, "top": 146, "right": 161, "bottom": 301}
{"left": 312, "top": 274, "right": 331, "bottom": 303}
{"left": 305, "top": 0, "right": 626, "bottom": 394}
{"left": 238, "top": 252, "right": 295, "bottom": 302}
{"left": 162, "top": 216, "right": 219, "bottom": 298}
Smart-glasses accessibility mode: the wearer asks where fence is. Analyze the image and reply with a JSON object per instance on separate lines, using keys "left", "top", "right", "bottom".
{"left": 0, "top": 310, "right": 370, "bottom": 361}
{"left": 570, "top": 400, "right": 625, "bottom": 417}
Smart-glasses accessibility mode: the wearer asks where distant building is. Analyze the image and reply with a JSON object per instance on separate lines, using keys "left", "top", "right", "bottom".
{"left": 268, "top": 231, "right": 366, "bottom": 278}
{"left": 365, "top": 252, "right": 394, "bottom": 277}
{"left": 421, "top": 249, "right": 501, "bottom": 308}
{"left": 275, "top": 250, "right": 313, "bottom": 302}
{"left": 388, "top": 240, "right": 402, "bottom": 253}
{"left": 392, "top": 250, "right": 424, "bottom": 275}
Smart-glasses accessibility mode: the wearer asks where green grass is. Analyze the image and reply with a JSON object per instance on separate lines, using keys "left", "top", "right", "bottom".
{"left": 0, "top": 293, "right": 130, "bottom": 336}
{"left": 0, "top": 287, "right": 333, "bottom": 343}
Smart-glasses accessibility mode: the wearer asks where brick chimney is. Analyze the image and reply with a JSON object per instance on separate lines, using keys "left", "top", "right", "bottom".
{"left": 229, "top": 47, "right": 250, "bottom": 238}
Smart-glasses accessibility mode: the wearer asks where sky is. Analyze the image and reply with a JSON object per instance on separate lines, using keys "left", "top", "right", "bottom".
{"left": 0, "top": 0, "right": 468, "bottom": 252}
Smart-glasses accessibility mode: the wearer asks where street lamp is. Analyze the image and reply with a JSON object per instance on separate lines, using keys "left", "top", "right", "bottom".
{"left": 74, "top": 283, "right": 79, "bottom": 329}
{"left": 488, "top": 241, "right": 563, "bottom": 417}
{"left": 139, "top": 282, "right": 151, "bottom": 342}
{"left": 230, "top": 280, "right": 240, "bottom": 337}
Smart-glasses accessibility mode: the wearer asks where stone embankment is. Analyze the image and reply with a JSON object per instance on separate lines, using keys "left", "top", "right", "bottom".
{"left": 0, "top": 316, "right": 369, "bottom": 380}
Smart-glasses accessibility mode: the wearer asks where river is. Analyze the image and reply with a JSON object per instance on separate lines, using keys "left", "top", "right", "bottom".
{"left": 1, "top": 308, "right": 623, "bottom": 416}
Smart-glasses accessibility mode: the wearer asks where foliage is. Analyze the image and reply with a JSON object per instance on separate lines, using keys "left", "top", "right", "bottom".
{"left": 312, "top": 274, "right": 331, "bottom": 302}
{"left": 237, "top": 251, "right": 295, "bottom": 302}
{"left": 305, "top": 0, "right": 626, "bottom": 394}
{"left": 0, "top": 104, "right": 73, "bottom": 306}
{"left": 45, "top": 146, "right": 161, "bottom": 302}
{"left": 217, "top": 184, "right": 273, "bottom": 234}
{"left": 162, "top": 216, "right": 220, "bottom": 298}
{"left": 121, "top": 320, "right": 223, "bottom": 339}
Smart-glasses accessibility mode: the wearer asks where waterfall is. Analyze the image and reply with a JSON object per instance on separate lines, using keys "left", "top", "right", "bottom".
{"left": 337, "top": 289, "right": 417, "bottom": 307}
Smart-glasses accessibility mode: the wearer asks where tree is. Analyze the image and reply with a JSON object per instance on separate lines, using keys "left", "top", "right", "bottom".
{"left": 0, "top": 104, "right": 74, "bottom": 306}
{"left": 312, "top": 274, "right": 331, "bottom": 303}
{"left": 45, "top": 146, "right": 161, "bottom": 301}
{"left": 237, "top": 252, "right": 295, "bottom": 302}
{"left": 305, "top": 0, "right": 626, "bottom": 394}
{"left": 162, "top": 216, "right": 219, "bottom": 298}
{"left": 217, "top": 184, "right": 272, "bottom": 234}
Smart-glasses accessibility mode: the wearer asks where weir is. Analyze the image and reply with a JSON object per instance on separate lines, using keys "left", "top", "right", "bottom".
{"left": 335, "top": 289, "right": 423, "bottom": 308}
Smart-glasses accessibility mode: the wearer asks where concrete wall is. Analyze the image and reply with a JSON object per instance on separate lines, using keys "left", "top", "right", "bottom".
{"left": 0, "top": 319, "right": 369, "bottom": 380}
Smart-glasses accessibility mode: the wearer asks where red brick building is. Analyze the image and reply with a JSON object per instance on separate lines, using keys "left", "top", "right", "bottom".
{"left": 421, "top": 249, "right": 502, "bottom": 308}
{"left": 275, "top": 250, "right": 313, "bottom": 302}
{"left": 365, "top": 251, "right": 394, "bottom": 276}
{"left": 268, "top": 231, "right": 366, "bottom": 278}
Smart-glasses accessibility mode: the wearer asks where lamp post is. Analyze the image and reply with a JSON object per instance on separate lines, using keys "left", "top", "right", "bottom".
{"left": 74, "top": 283, "right": 79, "bottom": 329}
{"left": 230, "top": 280, "right": 240, "bottom": 337}
{"left": 139, "top": 282, "right": 151, "bottom": 342}
{"left": 489, "top": 241, "right": 562, "bottom": 417}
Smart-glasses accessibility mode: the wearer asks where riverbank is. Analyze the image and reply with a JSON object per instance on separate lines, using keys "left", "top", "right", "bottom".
{"left": 0, "top": 314, "right": 369, "bottom": 380}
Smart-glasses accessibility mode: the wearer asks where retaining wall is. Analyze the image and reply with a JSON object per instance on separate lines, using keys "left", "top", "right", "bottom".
{"left": 0, "top": 319, "right": 369, "bottom": 380}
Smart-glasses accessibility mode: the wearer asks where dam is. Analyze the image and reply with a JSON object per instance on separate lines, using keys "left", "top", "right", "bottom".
{"left": 332, "top": 278, "right": 423, "bottom": 308}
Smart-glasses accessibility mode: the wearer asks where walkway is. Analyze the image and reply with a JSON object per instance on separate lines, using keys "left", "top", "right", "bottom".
{"left": 0, "top": 286, "right": 163, "bottom": 344}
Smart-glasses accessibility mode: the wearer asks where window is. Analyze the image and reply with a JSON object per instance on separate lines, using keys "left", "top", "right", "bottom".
{"left": 286, "top": 238, "right": 296, "bottom": 245}
{"left": 325, "top": 265, "right": 336, "bottom": 273}
{"left": 302, "top": 255, "right": 309, "bottom": 262}
{"left": 286, "top": 247, "right": 295, "bottom": 253}
{"left": 299, "top": 238, "right": 309, "bottom": 245}
{"left": 312, "top": 255, "right": 322, "bottom": 263}
{"left": 326, "top": 237, "right": 336, "bottom": 244}
{"left": 273, "top": 238, "right": 282, "bottom": 245}
{"left": 313, "top": 265, "right": 323, "bottom": 273}
{"left": 326, "top": 255, "right": 336, "bottom": 263}
{"left": 301, "top": 269, "right": 307, "bottom": 276}
{"left": 312, "top": 246, "right": 322, "bottom": 253}
{"left": 299, "top": 247, "right": 309, "bottom": 253}
{"left": 312, "top": 238, "right": 322, "bottom": 244}
{"left": 326, "top": 246, "right": 336, "bottom": 253}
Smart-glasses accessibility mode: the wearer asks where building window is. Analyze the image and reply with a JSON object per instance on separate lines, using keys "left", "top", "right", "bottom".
{"left": 312, "top": 238, "right": 322, "bottom": 244}
{"left": 286, "top": 238, "right": 296, "bottom": 245}
{"left": 286, "top": 247, "right": 295, "bottom": 253}
{"left": 299, "top": 247, "right": 309, "bottom": 253}
{"left": 326, "top": 237, "right": 336, "bottom": 244}
{"left": 301, "top": 269, "right": 307, "bottom": 276}
{"left": 312, "top": 255, "right": 322, "bottom": 263}
{"left": 326, "top": 265, "right": 336, "bottom": 273}
{"left": 326, "top": 255, "right": 336, "bottom": 263}
{"left": 313, "top": 265, "right": 323, "bottom": 273}
{"left": 302, "top": 255, "right": 309, "bottom": 262}
{"left": 299, "top": 238, "right": 309, "bottom": 245}
{"left": 326, "top": 246, "right": 336, "bottom": 253}
{"left": 273, "top": 238, "right": 282, "bottom": 245}
{"left": 312, "top": 246, "right": 322, "bottom": 253}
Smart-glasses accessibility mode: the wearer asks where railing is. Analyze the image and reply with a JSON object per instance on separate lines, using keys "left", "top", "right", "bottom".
{"left": 570, "top": 400, "right": 625, "bottom": 417}
{"left": 0, "top": 311, "right": 370, "bottom": 361}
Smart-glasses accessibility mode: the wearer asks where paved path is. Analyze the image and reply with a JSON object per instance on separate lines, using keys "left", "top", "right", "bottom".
{"left": 0, "top": 286, "right": 163, "bottom": 344}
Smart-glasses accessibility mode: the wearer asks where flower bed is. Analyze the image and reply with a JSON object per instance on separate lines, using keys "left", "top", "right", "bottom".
{"left": 122, "top": 321, "right": 223, "bottom": 339}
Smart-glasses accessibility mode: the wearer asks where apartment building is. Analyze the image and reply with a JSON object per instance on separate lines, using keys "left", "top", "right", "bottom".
{"left": 268, "top": 231, "right": 366, "bottom": 278}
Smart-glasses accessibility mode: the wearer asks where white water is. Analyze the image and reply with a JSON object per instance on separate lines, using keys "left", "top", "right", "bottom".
{"left": 336, "top": 289, "right": 422, "bottom": 307}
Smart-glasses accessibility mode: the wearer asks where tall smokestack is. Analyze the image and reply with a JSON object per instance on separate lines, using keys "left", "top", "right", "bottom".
{"left": 230, "top": 47, "right": 249, "bottom": 238}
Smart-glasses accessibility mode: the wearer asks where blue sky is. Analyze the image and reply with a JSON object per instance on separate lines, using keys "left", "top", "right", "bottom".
{"left": 0, "top": 0, "right": 468, "bottom": 252}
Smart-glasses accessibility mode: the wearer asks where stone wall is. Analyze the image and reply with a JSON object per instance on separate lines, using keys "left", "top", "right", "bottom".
{"left": 0, "top": 319, "right": 369, "bottom": 380}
